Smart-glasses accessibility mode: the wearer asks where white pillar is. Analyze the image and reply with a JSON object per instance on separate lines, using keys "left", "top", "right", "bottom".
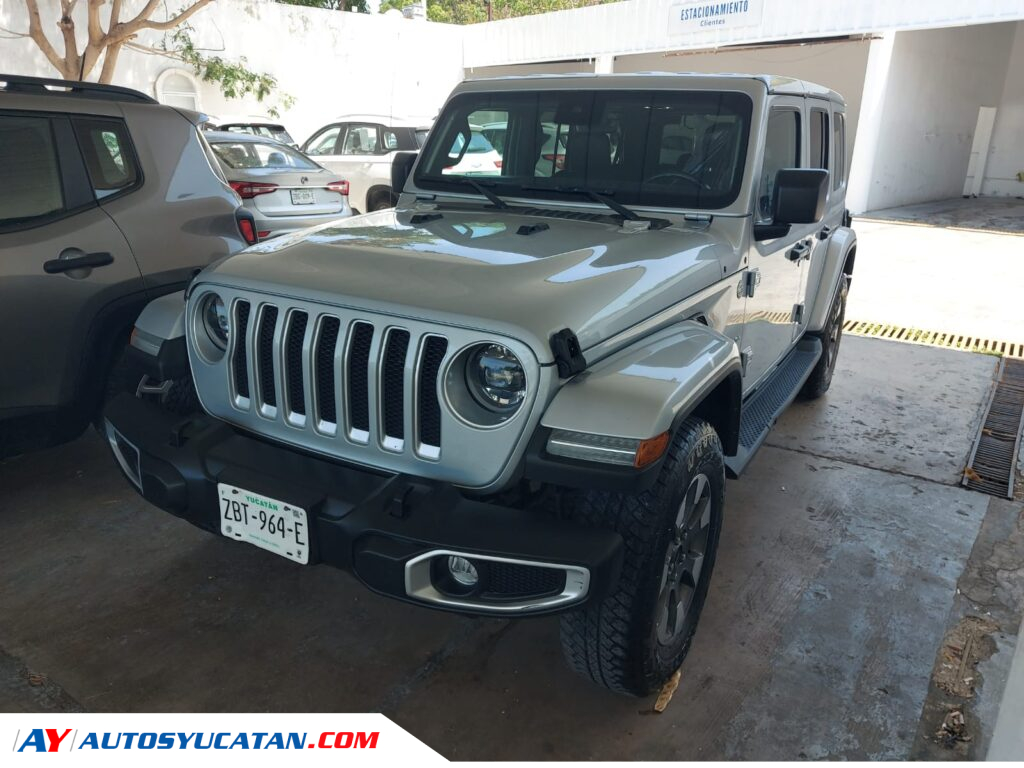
{"left": 846, "top": 31, "right": 896, "bottom": 215}
{"left": 594, "top": 54, "right": 615, "bottom": 74}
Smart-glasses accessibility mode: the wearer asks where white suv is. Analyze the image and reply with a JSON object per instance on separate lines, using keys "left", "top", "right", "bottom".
{"left": 300, "top": 115, "right": 428, "bottom": 213}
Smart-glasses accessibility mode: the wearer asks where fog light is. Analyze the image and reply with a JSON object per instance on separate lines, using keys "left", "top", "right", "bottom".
{"left": 447, "top": 556, "right": 479, "bottom": 587}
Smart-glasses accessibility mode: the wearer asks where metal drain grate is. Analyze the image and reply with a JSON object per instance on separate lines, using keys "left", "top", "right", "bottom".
{"left": 844, "top": 321, "right": 1024, "bottom": 359}
{"left": 963, "top": 358, "right": 1024, "bottom": 499}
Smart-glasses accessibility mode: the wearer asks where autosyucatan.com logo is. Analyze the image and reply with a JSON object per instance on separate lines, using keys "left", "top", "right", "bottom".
{"left": 14, "top": 729, "right": 379, "bottom": 752}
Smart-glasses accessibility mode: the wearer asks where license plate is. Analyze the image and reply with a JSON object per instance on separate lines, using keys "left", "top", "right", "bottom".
{"left": 218, "top": 483, "right": 309, "bottom": 564}
{"left": 290, "top": 189, "right": 315, "bottom": 205}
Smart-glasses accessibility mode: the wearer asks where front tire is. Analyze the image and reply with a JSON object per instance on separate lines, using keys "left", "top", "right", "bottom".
{"left": 559, "top": 418, "right": 725, "bottom": 696}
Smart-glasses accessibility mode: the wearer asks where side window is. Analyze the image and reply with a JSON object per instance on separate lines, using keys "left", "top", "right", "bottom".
{"left": 72, "top": 118, "right": 139, "bottom": 199}
{"left": 0, "top": 116, "right": 65, "bottom": 228}
{"left": 809, "top": 107, "right": 829, "bottom": 171}
{"left": 757, "top": 108, "right": 800, "bottom": 222}
{"left": 341, "top": 124, "right": 381, "bottom": 155}
{"left": 305, "top": 125, "right": 341, "bottom": 156}
{"left": 832, "top": 112, "right": 846, "bottom": 190}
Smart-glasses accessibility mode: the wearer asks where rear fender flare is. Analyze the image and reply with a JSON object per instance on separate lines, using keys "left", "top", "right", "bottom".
{"left": 807, "top": 227, "right": 856, "bottom": 333}
{"left": 540, "top": 321, "right": 743, "bottom": 456}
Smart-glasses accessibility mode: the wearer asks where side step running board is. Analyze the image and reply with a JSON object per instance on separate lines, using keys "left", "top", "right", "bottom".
{"left": 725, "top": 336, "right": 822, "bottom": 478}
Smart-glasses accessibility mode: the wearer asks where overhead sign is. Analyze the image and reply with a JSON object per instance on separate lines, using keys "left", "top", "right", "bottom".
{"left": 669, "top": 0, "right": 766, "bottom": 33}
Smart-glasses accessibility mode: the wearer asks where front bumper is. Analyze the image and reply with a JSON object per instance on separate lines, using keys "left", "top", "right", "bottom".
{"left": 103, "top": 393, "right": 622, "bottom": 616}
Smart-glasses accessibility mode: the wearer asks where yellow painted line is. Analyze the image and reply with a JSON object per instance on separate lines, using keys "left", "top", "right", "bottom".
{"left": 842, "top": 320, "right": 1024, "bottom": 360}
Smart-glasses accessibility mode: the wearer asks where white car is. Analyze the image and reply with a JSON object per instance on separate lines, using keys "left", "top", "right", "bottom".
{"left": 479, "top": 121, "right": 569, "bottom": 177}
{"left": 441, "top": 129, "right": 503, "bottom": 176}
{"left": 301, "top": 115, "right": 429, "bottom": 213}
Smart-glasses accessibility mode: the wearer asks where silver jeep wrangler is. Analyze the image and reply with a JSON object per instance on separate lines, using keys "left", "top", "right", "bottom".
{"left": 104, "top": 73, "right": 856, "bottom": 696}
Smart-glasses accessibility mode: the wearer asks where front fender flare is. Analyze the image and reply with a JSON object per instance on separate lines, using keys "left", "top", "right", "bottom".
{"left": 540, "top": 321, "right": 742, "bottom": 453}
{"left": 128, "top": 291, "right": 190, "bottom": 381}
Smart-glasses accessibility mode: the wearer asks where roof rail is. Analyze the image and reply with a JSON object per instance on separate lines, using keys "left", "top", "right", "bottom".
{"left": 0, "top": 74, "right": 158, "bottom": 104}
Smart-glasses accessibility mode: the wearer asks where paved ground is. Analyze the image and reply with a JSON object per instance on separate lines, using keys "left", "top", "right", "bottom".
{"left": 2, "top": 336, "right": 1021, "bottom": 759}
{"left": 862, "top": 197, "right": 1024, "bottom": 234}
{"left": 849, "top": 198, "right": 1024, "bottom": 342}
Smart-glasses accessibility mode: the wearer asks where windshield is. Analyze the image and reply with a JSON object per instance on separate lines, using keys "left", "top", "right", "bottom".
{"left": 416, "top": 90, "right": 752, "bottom": 210}
{"left": 211, "top": 140, "right": 319, "bottom": 171}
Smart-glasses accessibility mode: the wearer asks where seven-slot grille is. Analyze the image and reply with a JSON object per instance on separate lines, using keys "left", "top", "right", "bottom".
{"left": 230, "top": 299, "right": 449, "bottom": 457}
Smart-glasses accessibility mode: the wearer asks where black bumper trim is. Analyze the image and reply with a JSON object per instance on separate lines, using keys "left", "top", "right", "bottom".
{"left": 103, "top": 393, "right": 623, "bottom": 616}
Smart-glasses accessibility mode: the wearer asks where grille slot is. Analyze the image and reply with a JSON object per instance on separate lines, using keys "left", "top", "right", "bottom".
{"left": 315, "top": 317, "right": 341, "bottom": 428}
{"left": 382, "top": 329, "right": 411, "bottom": 445}
{"left": 232, "top": 301, "right": 251, "bottom": 399}
{"left": 418, "top": 336, "right": 448, "bottom": 455}
{"left": 219, "top": 296, "right": 459, "bottom": 461}
{"left": 257, "top": 306, "right": 278, "bottom": 409}
{"left": 285, "top": 311, "right": 308, "bottom": 417}
{"left": 348, "top": 322, "right": 374, "bottom": 436}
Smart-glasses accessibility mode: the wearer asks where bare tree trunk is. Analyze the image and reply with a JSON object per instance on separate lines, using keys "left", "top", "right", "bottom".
{"left": 98, "top": 42, "right": 124, "bottom": 83}
{"left": 20, "top": 0, "right": 216, "bottom": 83}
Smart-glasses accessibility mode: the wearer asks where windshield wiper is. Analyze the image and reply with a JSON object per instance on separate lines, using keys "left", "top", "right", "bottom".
{"left": 566, "top": 187, "right": 642, "bottom": 222}
{"left": 449, "top": 177, "right": 510, "bottom": 210}
{"left": 525, "top": 185, "right": 670, "bottom": 229}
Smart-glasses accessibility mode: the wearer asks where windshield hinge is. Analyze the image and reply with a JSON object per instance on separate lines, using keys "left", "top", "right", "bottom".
{"left": 550, "top": 328, "right": 588, "bottom": 379}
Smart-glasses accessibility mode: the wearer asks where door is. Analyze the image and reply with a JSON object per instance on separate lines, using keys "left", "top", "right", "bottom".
{"left": 0, "top": 113, "right": 142, "bottom": 414}
{"left": 740, "top": 99, "right": 810, "bottom": 393}
{"left": 304, "top": 122, "right": 387, "bottom": 213}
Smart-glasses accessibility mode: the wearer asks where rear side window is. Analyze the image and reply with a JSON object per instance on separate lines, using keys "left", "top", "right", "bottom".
{"left": 72, "top": 117, "right": 139, "bottom": 199}
{"left": 342, "top": 124, "right": 381, "bottom": 155}
{"left": 0, "top": 115, "right": 65, "bottom": 228}
{"left": 809, "top": 107, "right": 829, "bottom": 171}
{"left": 832, "top": 112, "right": 846, "bottom": 190}
{"left": 757, "top": 109, "right": 800, "bottom": 222}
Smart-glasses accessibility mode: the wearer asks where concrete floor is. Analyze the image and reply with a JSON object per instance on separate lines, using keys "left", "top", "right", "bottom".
{"left": 849, "top": 198, "right": 1024, "bottom": 342}
{"left": 861, "top": 196, "right": 1024, "bottom": 234}
{"left": 2, "top": 336, "right": 1021, "bottom": 759}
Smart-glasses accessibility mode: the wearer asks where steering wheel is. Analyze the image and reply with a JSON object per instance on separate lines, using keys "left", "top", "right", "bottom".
{"left": 645, "top": 171, "right": 703, "bottom": 190}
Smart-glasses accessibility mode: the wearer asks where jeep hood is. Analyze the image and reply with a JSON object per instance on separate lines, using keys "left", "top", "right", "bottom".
{"left": 200, "top": 208, "right": 733, "bottom": 364}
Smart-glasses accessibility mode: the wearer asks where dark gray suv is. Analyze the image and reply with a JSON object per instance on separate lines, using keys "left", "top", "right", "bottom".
{"left": 0, "top": 74, "right": 254, "bottom": 457}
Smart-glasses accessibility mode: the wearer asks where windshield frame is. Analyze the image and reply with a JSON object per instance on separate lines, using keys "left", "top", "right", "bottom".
{"left": 413, "top": 88, "right": 755, "bottom": 212}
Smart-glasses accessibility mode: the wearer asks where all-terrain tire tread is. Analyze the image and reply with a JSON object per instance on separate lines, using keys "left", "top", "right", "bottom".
{"left": 559, "top": 417, "right": 722, "bottom": 695}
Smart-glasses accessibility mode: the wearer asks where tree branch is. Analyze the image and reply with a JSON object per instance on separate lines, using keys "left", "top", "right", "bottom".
{"left": 138, "top": 0, "right": 216, "bottom": 32}
{"left": 24, "top": 0, "right": 66, "bottom": 73}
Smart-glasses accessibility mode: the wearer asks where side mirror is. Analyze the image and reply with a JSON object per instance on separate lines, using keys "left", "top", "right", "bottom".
{"left": 774, "top": 168, "right": 828, "bottom": 224}
{"left": 391, "top": 151, "right": 418, "bottom": 197}
{"left": 754, "top": 168, "right": 828, "bottom": 241}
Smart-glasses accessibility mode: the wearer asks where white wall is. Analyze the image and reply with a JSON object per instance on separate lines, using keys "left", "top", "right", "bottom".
{"left": 0, "top": 0, "right": 464, "bottom": 143}
{"left": 983, "top": 21, "right": 1024, "bottom": 197}
{"left": 462, "top": 0, "right": 1024, "bottom": 69}
{"left": 857, "top": 23, "right": 1017, "bottom": 211}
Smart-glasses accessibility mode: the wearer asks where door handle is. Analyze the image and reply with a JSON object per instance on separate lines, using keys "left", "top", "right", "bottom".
{"left": 818, "top": 225, "right": 832, "bottom": 240}
{"left": 44, "top": 251, "right": 114, "bottom": 274}
{"left": 786, "top": 241, "right": 811, "bottom": 262}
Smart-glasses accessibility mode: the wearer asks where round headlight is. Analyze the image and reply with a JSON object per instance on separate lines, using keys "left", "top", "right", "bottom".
{"left": 466, "top": 344, "right": 526, "bottom": 412}
{"left": 201, "top": 294, "right": 230, "bottom": 349}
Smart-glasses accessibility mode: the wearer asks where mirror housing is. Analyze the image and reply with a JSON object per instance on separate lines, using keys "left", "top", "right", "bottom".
{"left": 774, "top": 168, "right": 828, "bottom": 224}
{"left": 754, "top": 168, "right": 828, "bottom": 241}
{"left": 391, "top": 151, "right": 418, "bottom": 198}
